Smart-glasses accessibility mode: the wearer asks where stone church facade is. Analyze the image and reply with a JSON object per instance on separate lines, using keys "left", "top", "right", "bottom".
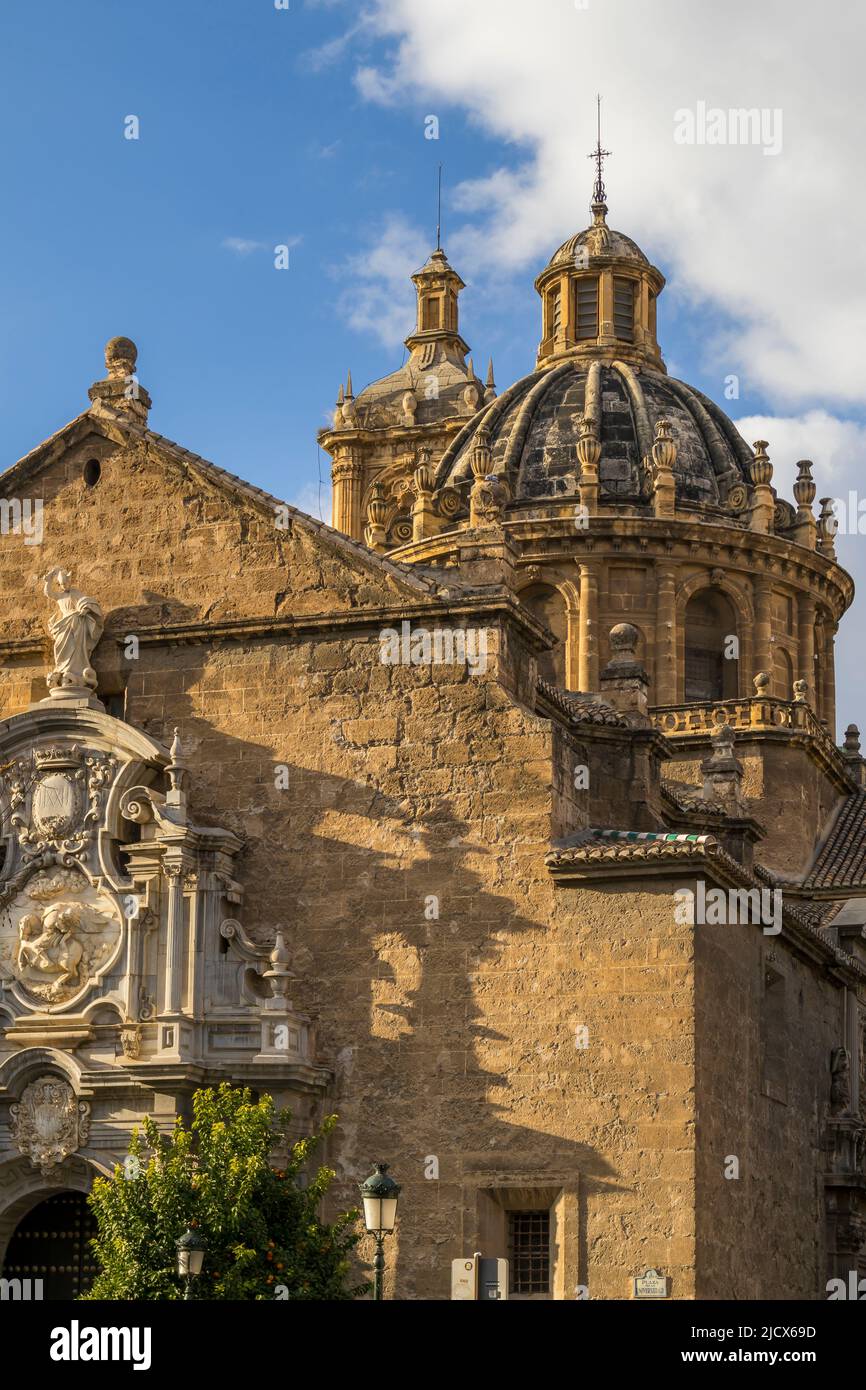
{"left": 0, "top": 177, "right": 864, "bottom": 1300}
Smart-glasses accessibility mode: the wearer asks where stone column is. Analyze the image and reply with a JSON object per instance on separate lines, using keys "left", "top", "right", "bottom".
{"left": 332, "top": 451, "right": 364, "bottom": 539}
{"left": 162, "top": 860, "right": 186, "bottom": 1017}
{"left": 753, "top": 575, "right": 773, "bottom": 685}
{"left": 822, "top": 624, "right": 838, "bottom": 738}
{"left": 598, "top": 270, "right": 614, "bottom": 343}
{"left": 578, "top": 562, "right": 598, "bottom": 691}
{"left": 797, "top": 594, "right": 816, "bottom": 704}
{"left": 655, "top": 567, "right": 677, "bottom": 705}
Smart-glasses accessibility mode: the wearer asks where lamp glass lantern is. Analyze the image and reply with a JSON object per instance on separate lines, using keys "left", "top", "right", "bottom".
{"left": 360, "top": 1163, "right": 401, "bottom": 1234}
{"left": 175, "top": 1226, "right": 207, "bottom": 1278}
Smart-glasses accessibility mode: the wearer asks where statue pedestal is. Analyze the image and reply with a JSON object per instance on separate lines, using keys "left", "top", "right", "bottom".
{"left": 29, "top": 691, "right": 105, "bottom": 713}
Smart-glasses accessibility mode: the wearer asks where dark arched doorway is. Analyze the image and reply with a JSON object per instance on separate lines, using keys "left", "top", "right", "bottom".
{"left": 2, "top": 1191, "right": 97, "bottom": 1300}
{"left": 684, "top": 588, "right": 739, "bottom": 702}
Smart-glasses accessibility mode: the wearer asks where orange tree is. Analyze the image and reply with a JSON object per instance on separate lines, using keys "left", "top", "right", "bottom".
{"left": 83, "top": 1083, "right": 367, "bottom": 1300}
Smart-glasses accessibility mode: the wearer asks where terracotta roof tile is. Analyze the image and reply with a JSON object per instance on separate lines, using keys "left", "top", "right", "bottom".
{"left": 802, "top": 790, "right": 866, "bottom": 888}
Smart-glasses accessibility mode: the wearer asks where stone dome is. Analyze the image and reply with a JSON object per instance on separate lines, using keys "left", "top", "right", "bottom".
{"left": 432, "top": 358, "right": 765, "bottom": 517}
{"left": 541, "top": 225, "right": 650, "bottom": 276}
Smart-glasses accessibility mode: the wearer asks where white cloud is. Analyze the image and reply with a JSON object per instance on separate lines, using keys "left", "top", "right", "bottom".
{"left": 347, "top": 0, "right": 866, "bottom": 409}
{"left": 733, "top": 411, "right": 866, "bottom": 496}
{"left": 222, "top": 235, "right": 303, "bottom": 257}
{"left": 335, "top": 212, "right": 429, "bottom": 350}
{"left": 287, "top": 479, "right": 329, "bottom": 523}
{"left": 222, "top": 237, "right": 267, "bottom": 256}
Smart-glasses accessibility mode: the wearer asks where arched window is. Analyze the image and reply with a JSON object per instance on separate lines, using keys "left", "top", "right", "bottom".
{"left": 521, "top": 583, "right": 568, "bottom": 687}
{"left": 772, "top": 646, "right": 793, "bottom": 700}
{"left": 684, "top": 589, "right": 739, "bottom": 702}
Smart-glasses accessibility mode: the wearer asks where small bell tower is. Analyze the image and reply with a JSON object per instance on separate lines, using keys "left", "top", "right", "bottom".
{"left": 404, "top": 248, "right": 471, "bottom": 366}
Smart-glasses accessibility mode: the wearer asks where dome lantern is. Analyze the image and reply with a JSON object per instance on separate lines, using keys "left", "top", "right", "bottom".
{"left": 535, "top": 130, "right": 666, "bottom": 371}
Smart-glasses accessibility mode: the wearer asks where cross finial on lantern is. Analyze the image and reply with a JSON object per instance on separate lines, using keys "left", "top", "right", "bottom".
{"left": 587, "top": 94, "right": 611, "bottom": 218}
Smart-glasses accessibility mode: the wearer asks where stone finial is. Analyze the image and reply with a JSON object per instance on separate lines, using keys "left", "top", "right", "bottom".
{"left": 841, "top": 724, "right": 866, "bottom": 788}
{"left": 469, "top": 425, "right": 493, "bottom": 481}
{"left": 484, "top": 358, "right": 497, "bottom": 403}
{"left": 791, "top": 459, "right": 818, "bottom": 547}
{"left": 88, "top": 336, "right": 151, "bottom": 423}
{"left": 753, "top": 670, "right": 771, "bottom": 696}
{"left": 411, "top": 450, "right": 437, "bottom": 541}
{"left": 166, "top": 727, "right": 189, "bottom": 801}
{"left": 793, "top": 678, "right": 809, "bottom": 704}
{"left": 401, "top": 389, "right": 417, "bottom": 425}
{"left": 599, "top": 622, "right": 650, "bottom": 723}
{"left": 749, "top": 441, "right": 775, "bottom": 534}
{"left": 650, "top": 418, "right": 676, "bottom": 519}
{"left": 105, "top": 336, "right": 137, "bottom": 379}
{"left": 608, "top": 622, "right": 639, "bottom": 662}
{"left": 337, "top": 370, "right": 357, "bottom": 428}
{"left": 750, "top": 440, "right": 772, "bottom": 487}
{"left": 817, "top": 497, "right": 838, "bottom": 558}
{"left": 701, "top": 722, "right": 746, "bottom": 809}
{"left": 413, "top": 449, "right": 433, "bottom": 496}
{"left": 651, "top": 417, "right": 676, "bottom": 473}
{"left": 793, "top": 459, "right": 816, "bottom": 513}
{"left": 364, "top": 481, "right": 388, "bottom": 551}
{"left": 262, "top": 931, "right": 295, "bottom": 1000}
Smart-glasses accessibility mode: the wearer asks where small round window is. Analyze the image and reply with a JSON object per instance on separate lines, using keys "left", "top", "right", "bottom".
{"left": 83, "top": 458, "right": 101, "bottom": 488}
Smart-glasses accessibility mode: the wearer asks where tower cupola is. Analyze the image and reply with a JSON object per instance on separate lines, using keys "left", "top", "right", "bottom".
{"left": 535, "top": 136, "right": 665, "bottom": 371}
{"left": 405, "top": 248, "right": 470, "bottom": 366}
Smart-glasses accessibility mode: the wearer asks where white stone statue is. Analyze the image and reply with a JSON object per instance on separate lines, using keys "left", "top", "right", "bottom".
{"left": 43, "top": 568, "right": 104, "bottom": 695}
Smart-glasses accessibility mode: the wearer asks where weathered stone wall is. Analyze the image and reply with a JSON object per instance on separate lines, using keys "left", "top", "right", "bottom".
{"left": 694, "top": 907, "right": 842, "bottom": 1299}
{"left": 665, "top": 744, "right": 845, "bottom": 878}
{"left": 0, "top": 425, "right": 857, "bottom": 1301}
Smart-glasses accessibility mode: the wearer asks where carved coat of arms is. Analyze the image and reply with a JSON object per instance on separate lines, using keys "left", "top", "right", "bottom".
{"left": 10, "top": 1075, "right": 90, "bottom": 1175}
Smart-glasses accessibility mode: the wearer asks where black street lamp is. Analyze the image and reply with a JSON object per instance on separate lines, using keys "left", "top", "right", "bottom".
{"left": 175, "top": 1226, "right": 207, "bottom": 1300}
{"left": 359, "top": 1162, "right": 401, "bottom": 1301}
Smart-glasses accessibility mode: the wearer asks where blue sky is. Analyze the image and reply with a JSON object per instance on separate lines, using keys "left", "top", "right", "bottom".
{"left": 0, "top": 0, "right": 769, "bottom": 508}
{"left": 0, "top": 0, "right": 513, "bottom": 514}
{"left": 1, "top": 0, "right": 863, "bottom": 721}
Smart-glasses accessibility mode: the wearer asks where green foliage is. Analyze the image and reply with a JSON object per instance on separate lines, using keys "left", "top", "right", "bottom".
{"left": 83, "top": 1084, "right": 368, "bottom": 1300}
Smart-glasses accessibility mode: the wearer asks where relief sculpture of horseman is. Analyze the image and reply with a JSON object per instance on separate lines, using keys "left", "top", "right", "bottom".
{"left": 42, "top": 567, "right": 104, "bottom": 696}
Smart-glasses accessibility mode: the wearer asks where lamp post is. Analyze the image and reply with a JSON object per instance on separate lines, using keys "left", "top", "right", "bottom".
{"left": 359, "top": 1162, "right": 401, "bottom": 1301}
{"left": 175, "top": 1226, "right": 207, "bottom": 1300}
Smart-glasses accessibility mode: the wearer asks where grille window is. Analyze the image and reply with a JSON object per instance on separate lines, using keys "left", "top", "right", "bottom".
{"left": 547, "top": 288, "right": 561, "bottom": 338}
{"left": 507, "top": 1210, "right": 550, "bottom": 1294}
{"left": 575, "top": 278, "right": 598, "bottom": 339}
{"left": 685, "top": 648, "right": 724, "bottom": 703}
{"left": 422, "top": 297, "right": 441, "bottom": 330}
{"left": 613, "top": 277, "right": 635, "bottom": 340}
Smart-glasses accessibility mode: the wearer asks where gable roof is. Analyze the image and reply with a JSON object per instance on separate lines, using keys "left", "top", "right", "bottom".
{"left": 0, "top": 403, "right": 447, "bottom": 603}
